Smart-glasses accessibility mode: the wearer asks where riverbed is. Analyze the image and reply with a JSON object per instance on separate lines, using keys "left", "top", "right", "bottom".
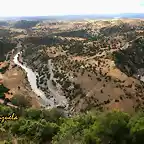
{"left": 13, "top": 51, "right": 68, "bottom": 110}
{"left": 13, "top": 52, "right": 55, "bottom": 108}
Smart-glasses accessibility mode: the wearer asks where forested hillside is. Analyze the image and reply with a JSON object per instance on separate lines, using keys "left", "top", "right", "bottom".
{"left": 0, "top": 39, "right": 16, "bottom": 61}
{"left": 113, "top": 37, "right": 144, "bottom": 76}
{"left": 0, "top": 104, "right": 144, "bottom": 144}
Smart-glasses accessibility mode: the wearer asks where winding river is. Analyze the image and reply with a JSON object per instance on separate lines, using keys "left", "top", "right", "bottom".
{"left": 13, "top": 41, "right": 68, "bottom": 110}
{"left": 13, "top": 52, "right": 55, "bottom": 108}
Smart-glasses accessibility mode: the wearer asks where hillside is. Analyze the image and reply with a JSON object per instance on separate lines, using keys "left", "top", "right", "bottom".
{"left": 19, "top": 19, "right": 144, "bottom": 114}
{"left": 0, "top": 38, "right": 16, "bottom": 61}
{"left": 13, "top": 20, "right": 40, "bottom": 29}
{"left": 0, "top": 21, "right": 9, "bottom": 26}
{"left": 113, "top": 37, "right": 144, "bottom": 76}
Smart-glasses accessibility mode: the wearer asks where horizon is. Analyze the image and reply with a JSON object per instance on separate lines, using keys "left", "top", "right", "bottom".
{"left": 0, "top": 13, "right": 144, "bottom": 18}
{"left": 0, "top": 0, "right": 144, "bottom": 17}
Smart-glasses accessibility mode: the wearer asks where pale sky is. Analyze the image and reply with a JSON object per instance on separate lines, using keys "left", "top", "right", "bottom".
{"left": 0, "top": 0, "right": 144, "bottom": 17}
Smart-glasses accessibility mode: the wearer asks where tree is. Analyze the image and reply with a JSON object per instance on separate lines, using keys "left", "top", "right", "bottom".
{"left": 3, "top": 98, "right": 10, "bottom": 105}
{"left": 0, "top": 93, "right": 5, "bottom": 99}
{"left": 42, "top": 108, "right": 65, "bottom": 123}
{"left": 10, "top": 94, "right": 31, "bottom": 108}
{"left": 16, "top": 137, "right": 36, "bottom": 144}
{"left": 52, "top": 110, "right": 131, "bottom": 144}
{"left": 24, "top": 108, "right": 42, "bottom": 120}
{"left": 0, "top": 105, "right": 13, "bottom": 116}
{"left": 0, "top": 85, "right": 9, "bottom": 93}
{"left": 9, "top": 118, "right": 59, "bottom": 143}
{"left": 128, "top": 112, "right": 144, "bottom": 144}
{"left": 52, "top": 112, "right": 99, "bottom": 144}
{"left": 84, "top": 110, "right": 130, "bottom": 144}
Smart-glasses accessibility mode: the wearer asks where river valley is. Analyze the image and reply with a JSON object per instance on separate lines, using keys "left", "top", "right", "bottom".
{"left": 13, "top": 43, "right": 68, "bottom": 110}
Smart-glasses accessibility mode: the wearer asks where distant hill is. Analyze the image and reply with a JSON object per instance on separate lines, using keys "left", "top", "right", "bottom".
{"left": 0, "top": 21, "right": 9, "bottom": 26}
{"left": 13, "top": 20, "right": 40, "bottom": 29}
{"left": 0, "top": 13, "right": 144, "bottom": 21}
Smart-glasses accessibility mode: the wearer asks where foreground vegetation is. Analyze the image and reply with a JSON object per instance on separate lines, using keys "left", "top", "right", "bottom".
{"left": 0, "top": 84, "right": 9, "bottom": 100}
{"left": 0, "top": 104, "right": 144, "bottom": 144}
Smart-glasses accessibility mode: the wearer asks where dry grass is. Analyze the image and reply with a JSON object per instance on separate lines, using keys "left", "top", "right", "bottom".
{"left": 2, "top": 64, "right": 40, "bottom": 108}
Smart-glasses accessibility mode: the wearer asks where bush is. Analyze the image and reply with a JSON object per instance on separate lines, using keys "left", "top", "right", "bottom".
{"left": 0, "top": 85, "right": 9, "bottom": 93}
{"left": 52, "top": 110, "right": 130, "bottom": 144}
{"left": 0, "top": 105, "right": 13, "bottom": 116}
{"left": 0, "top": 93, "right": 5, "bottom": 99}
{"left": 24, "top": 108, "right": 42, "bottom": 120}
{"left": 0, "top": 65, "right": 9, "bottom": 74}
{"left": 10, "top": 94, "right": 31, "bottom": 108}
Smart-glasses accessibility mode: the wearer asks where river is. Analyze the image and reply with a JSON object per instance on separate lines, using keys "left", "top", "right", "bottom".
{"left": 13, "top": 52, "right": 55, "bottom": 108}
{"left": 13, "top": 47, "right": 68, "bottom": 112}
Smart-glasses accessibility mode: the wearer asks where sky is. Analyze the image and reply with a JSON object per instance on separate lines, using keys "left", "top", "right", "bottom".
{"left": 0, "top": 0, "right": 144, "bottom": 17}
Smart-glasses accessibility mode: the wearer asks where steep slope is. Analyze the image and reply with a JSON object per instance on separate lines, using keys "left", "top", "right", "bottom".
{"left": 0, "top": 38, "right": 16, "bottom": 61}
{"left": 113, "top": 37, "right": 144, "bottom": 77}
{"left": 21, "top": 24, "right": 144, "bottom": 114}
